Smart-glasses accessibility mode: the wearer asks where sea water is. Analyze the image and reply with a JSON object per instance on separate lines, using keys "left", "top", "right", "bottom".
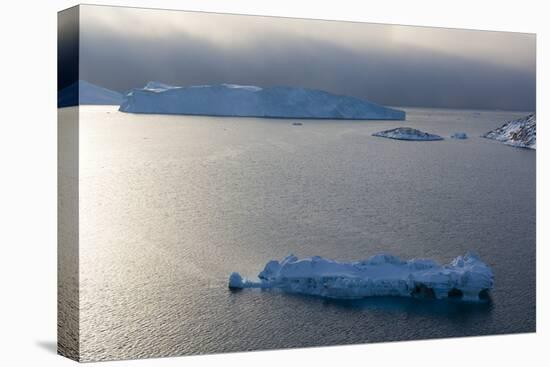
{"left": 65, "top": 106, "right": 535, "bottom": 361}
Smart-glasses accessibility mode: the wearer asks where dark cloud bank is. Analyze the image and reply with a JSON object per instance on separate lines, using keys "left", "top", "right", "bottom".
{"left": 77, "top": 9, "right": 535, "bottom": 111}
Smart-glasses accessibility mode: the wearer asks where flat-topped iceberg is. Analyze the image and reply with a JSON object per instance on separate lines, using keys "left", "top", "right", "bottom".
{"left": 372, "top": 127, "right": 443, "bottom": 141}
{"left": 229, "top": 252, "right": 493, "bottom": 302}
{"left": 482, "top": 113, "right": 536, "bottom": 149}
{"left": 119, "top": 82, "right": 405, "bottom": 120}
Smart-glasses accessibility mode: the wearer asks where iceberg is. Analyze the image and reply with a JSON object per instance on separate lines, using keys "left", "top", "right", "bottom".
{"left": 373, "top": 127, "right": 443, "bottom": 141}
{"left": 229, "top": 252, "right": 493, "bottom": 302}
{"left": 482, "top": 114, "right": 536, "bottom": 149}
{"left": 58, "top": 80, "right": 123, "bottom": 107}
{"left": 451, "top": 132, "right": 468, "bottom": 139}
{"left": 119, "top": 82, "right": 405, "bottom": 120}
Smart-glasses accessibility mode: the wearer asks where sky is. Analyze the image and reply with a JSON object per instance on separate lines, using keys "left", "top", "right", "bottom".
{"left": 69, "top": 4, "right": 535, "bottom": 111}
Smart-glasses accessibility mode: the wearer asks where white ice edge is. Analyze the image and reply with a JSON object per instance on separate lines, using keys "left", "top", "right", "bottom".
{"left": 229, "top": 252, "right": 494, "bottom": 302}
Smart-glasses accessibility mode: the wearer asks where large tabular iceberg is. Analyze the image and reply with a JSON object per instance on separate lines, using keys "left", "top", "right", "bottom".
{"left": 372, "top": 127, "right": 443, "bottom": 141}
{"left": 119, "top": 82, "right": 406, "bottom": 120}
{"left": 229, "top": 252, "right": 493, "bottom": 302}
{"left": 482, "top": 113, "right": 536, "bottom": 149}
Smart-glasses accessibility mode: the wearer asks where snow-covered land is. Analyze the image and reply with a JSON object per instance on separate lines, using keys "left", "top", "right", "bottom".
{"left": 451, "top": 132, "right": 468, "bottom": 139}
{"left": 119, "top": 82, "right": 406, "bottom": 120}
{"left": 482, "top": 114, "right": 536, "bottom": 149}
{"left": 58, "top": 80, "right": 123, "bottom": 107}
{"left": 229, "top": 252, "right": 493, "bottom": 302}
{"left": 372, "top": 127, "right": 443, "bottom": 141}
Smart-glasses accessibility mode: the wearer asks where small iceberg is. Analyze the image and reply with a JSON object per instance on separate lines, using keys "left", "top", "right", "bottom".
{"left": 229, "top": 252, "right": 493, "bottom": 302}
{"left": 373, "top": 127, "right": 443, "bottom": 141}
{"left": 451, "top": 132, "right": 468, "bottom": 139}
{"left": 482, "top": 113, "right": 536, "bottom": 149}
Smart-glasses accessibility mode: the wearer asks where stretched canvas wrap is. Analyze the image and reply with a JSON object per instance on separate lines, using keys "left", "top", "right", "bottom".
{"left": 58, "top": 4, "right": 536, "bottom": 362}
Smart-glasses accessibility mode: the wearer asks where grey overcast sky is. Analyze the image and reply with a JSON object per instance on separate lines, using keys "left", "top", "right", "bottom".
{"left": 77, "top": 5, "right": 536, "bottom": 111}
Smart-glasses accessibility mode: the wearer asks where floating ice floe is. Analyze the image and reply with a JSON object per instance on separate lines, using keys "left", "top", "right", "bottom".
{"left": 482, "top": 114, "right": 536, "bottom": 149}
{"left": 451, "top": 132, "right": 468, "bottom": 139}
{"left": 119, "top": 82, "right": 405, "bottom": 120}
{"left": 229, "top": 252, "right": 493, "bottom": 302}
{"left": 372, "top": 127, "right": 443, "bottom": 141}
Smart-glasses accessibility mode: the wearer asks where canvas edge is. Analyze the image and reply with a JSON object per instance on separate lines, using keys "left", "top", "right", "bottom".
{"left": 57, "top": 5, "right": 81, "bottom": 362}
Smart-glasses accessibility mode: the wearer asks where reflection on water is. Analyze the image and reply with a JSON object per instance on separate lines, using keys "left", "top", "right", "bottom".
{"left": 232, "top": 288, "right": 494, "bottom": 319}
{"left": 321, "top": 296, "right": 494, "bottom": 317}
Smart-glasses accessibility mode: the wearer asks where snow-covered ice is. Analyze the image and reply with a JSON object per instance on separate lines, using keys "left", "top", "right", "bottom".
{"left": 142, "top": 81, "right": 181, "bottom": 93}
{"left": 229, "top": 252, "right": 493, "bottom": 302}
{"left": 451, "top": 132, "right": 468, "bottom": 139}
{"left": 119, "top": 82, "right": 406, "bottom": 120}
{"left": 372, "top": 127, "right": 443, "bottom": 141}
{"left": 482, "top": 113, "right": 536, "bottom": 149}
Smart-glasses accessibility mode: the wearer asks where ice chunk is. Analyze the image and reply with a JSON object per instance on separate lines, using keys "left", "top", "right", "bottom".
{"left": 228, "top": 272, "right": 245, "bottom": 289}
{"left": 119, "top": 82, "right": 405, "bottom": 120}
{"left": 373, "top": 127, "right": 443, "bottom": 141}
{"left": 229, "top": 252, "right": 493, "bottom": 302}
{"left": 482, "top": 114, "right": 536, "bottom": 149}
{"left": 451, "top": 132, "right": 468, "bottom": 139}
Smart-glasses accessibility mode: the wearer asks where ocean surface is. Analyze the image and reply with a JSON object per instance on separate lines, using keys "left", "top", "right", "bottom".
{"left": 71, "top": 106, "right": 535, "bottom": 361}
